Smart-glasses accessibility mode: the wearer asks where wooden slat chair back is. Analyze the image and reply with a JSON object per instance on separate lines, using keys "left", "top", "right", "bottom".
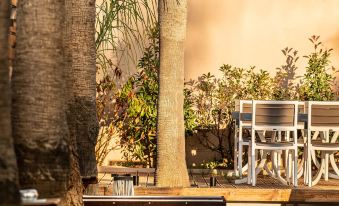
{"left": 310, "top": 104, "right": 339, "bottom": 128}
{"left": 253, "top": 103, "right": 297, "bottom": 128}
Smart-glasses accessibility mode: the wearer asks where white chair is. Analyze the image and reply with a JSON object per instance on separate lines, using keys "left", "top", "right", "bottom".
{"left": 304, "top": 101, "right": 339, "bottom": 187}
{"left": 248, "top": 100, "right": 299, "bottom": 186}
{"left": 234, "top": 100, "right": 291, "bottom": 180}
{"left": 234, "top": 100, "right": 252, "bottom": 178}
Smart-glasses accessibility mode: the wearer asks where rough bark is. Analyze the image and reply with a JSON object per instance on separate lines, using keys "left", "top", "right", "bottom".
{"left": 0, "top": 1, "right": 21, "bottom": 205}
{"left": 155, "top": 0, "right": 190, "bottom": 187}
{"left": 12, "top": 0, "right": 70, "bottom": 199}
{"left": 64, "top": 0, "right": 99, "bottom": 182}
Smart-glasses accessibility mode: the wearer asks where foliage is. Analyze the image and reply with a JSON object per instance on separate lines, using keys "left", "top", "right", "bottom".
{"left": 184, "top": 66, "right": 275, "bottom": 167}
{"left": 95, "top": 0, "right": 157, "bottom": 165}
{"left": 299, "top": 35, "right": 337, "bottom": 101}
{"left": 115, "top": 26, "right": 159, "bottom": 167}
{"left": 203, "top": 159, "right": 229, "bottom": 170}
{"left": 184, "top": 85, "right": 198, "bottom": 136}
{"left": 246, "top": 67, "right": 275, "bottom": 100}
{"left": 96, "top": 0, "right": 157, "bottom": 75}
{"left": 95, "top": 75, "right": 121, "bottom": 165}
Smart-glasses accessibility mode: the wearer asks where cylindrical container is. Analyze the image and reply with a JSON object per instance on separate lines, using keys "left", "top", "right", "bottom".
{"left": 133, "top": 175, "right": 139, "bottom": 186}
{"left": 112, "top": 176, "right": 134, "bottom": 196}
{"left": 19, "top": 189, "right": 38, "bottom": 201}
{"left": 210, "top": 177, "right": 217, "bottom": 187}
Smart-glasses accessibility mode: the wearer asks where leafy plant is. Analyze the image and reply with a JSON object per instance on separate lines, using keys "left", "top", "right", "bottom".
{"left": 299, "top": 35, "right": 337, "bottom": 101}
{"left": 246, "top": 67, "right": 275, "bottom": 100}
{"left": 184, "top": 65, "right": 275, "bottom": 167}
{"left": 96, "top": 0, "right": 157, "bottom": 76}
{"left": 95, "top": 75, "right": 121, "bottom": 165}
{"left": 115, "top": 26, "right": 159, "bottom": 167}
{"left": 203, "top": 159, "right": 229, "bottom": 170}
{"left": 95, "top": 0, "right": 157, "bottom": 165}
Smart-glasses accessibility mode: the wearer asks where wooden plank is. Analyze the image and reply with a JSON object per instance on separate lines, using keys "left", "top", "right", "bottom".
{"left": 98, "top": 166, "right": 155, "bottom": 175}
{"left": 23, "top": 198, "right": 60, "bottom": 206}
{"left": 92, "top": 181, "right": 339, "bottom": 203}
{"left": 134, "top": 187, "right": 339, "bottom": 203}
{"left": 93, "top": 172, "right": 339, "bottom": 203}
{"left": 98, "top": 167, "right": 229, "bottom": 176}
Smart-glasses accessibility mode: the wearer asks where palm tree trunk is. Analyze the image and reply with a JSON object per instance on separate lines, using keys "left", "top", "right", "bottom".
{"left": 64, "top": 0, "right": 99, "bottom": 184}
{"left": 155, "top": 0, "right": 189, "bottom": 187}
{"left": 0, "top": 1, "right": 21, "bottom": 205}
{"left": 12, "top": 0, "right": 71, "bottom": 199}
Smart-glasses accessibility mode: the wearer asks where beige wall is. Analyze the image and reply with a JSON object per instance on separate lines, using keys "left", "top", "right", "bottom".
{"left": 185, "top": 0, "right": 339, "bottom": 80}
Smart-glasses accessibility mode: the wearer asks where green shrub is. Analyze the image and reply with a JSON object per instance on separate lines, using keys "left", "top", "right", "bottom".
{"left": 115, "top": 26, "right": 159, "bottom": 167}
{"left": 299, "top": 35, "right": 337, "bottom": 101}
{"left": 184, "top": 65, "right": 275, "bottom": 167}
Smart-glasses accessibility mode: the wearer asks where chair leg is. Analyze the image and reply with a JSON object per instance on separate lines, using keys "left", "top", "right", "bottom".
{"left": 272, "top": 150, "right": 277, "bottom": 177}
{"left": 238, "top": 144, "right": 243, "bottom": 178}
{"left": 234, "top": 125, "right": 239, "bottom": 177}
{"left": 324, "top": 131, "right": 329, "bottom": 181}
{"left": 234, "top": 139, "right": 238, "bottom": 176}
{"left": 277, "top": 152, "right": 282, "bottom": 177}
{"left": 251, "top": 148, "right": 256, "bottom": 186}
{"left": 293, "top": 148, "right": 298, "bottom": 186}
{"left": 286, "top": 131, "right": 292, "bottom": 179}
{"left": 286, "top": 150, "right": 290, "bottom": 184}
{"left": 304, "top": 143, "right": 308, "bottom": 185}
{"left": 307, "top": 146, "right": 312, "bottom": 187}
{"left": 325, "top": 151, "right": 329, "bottom": 181}
{"left": 247, "top": 145, "right": 251, "bottom": 185}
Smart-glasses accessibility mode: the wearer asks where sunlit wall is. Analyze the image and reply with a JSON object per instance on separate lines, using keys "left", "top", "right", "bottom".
{"left": 185, "top": 0, "right": 339, "bottom": 80}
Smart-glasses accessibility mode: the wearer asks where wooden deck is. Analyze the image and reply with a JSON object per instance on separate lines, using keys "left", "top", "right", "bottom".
{"left": 93, "top": 168, "right": 339, "bottom": 203}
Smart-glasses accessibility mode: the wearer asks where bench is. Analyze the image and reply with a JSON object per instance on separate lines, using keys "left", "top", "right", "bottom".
{"left": 83, "top": 195, "right": 226, "bottom": 206}
{"left": 22, "top": 198, "right": 60, "bottom": 206}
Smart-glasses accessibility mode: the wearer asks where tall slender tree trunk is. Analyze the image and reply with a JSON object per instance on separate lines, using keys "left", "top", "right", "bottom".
{"left": 12, "top": 0, "right": 71, "bottom": 199}
{"left": 0, "top": 1, "right": 21, "bottom": 205}
{"left": 155, "top": 0, "right": 189, "bottom": 187}
{"left": 64, "top": 0, "right": 99, "bottom": 184}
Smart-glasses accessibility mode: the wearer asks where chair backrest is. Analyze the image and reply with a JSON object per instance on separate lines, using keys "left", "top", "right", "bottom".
{"left": 307, "top": 101, "right": 339, "bottom": 130}
{"left": 235, "top": 100, "right": 252, "bottom": 113}
{"left": 235, "top": 100, "right": 252, "bottom": 126}
{"left": 252, "top": 100, "right": 299, "bottom": 131}
{"left": 298, "top": 101, "right": 306, "bottom": 114}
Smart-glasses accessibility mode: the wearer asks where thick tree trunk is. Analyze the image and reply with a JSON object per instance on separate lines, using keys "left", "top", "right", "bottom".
{"left": 12, "top": 0, "right": 70, "bottom": 199}
{"left": 0, "top": 1, "right": 21, "bottom": 205}
{"left": 155, "top": 0, "right": 190, "bottom": 187}
{"left": 64, "top": 0, "right": 99, "bottom": 183}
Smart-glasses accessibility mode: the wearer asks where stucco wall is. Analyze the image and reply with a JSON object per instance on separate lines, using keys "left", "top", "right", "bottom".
{"left": 185, "top": 0, "right": 339, "bottom": 80}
